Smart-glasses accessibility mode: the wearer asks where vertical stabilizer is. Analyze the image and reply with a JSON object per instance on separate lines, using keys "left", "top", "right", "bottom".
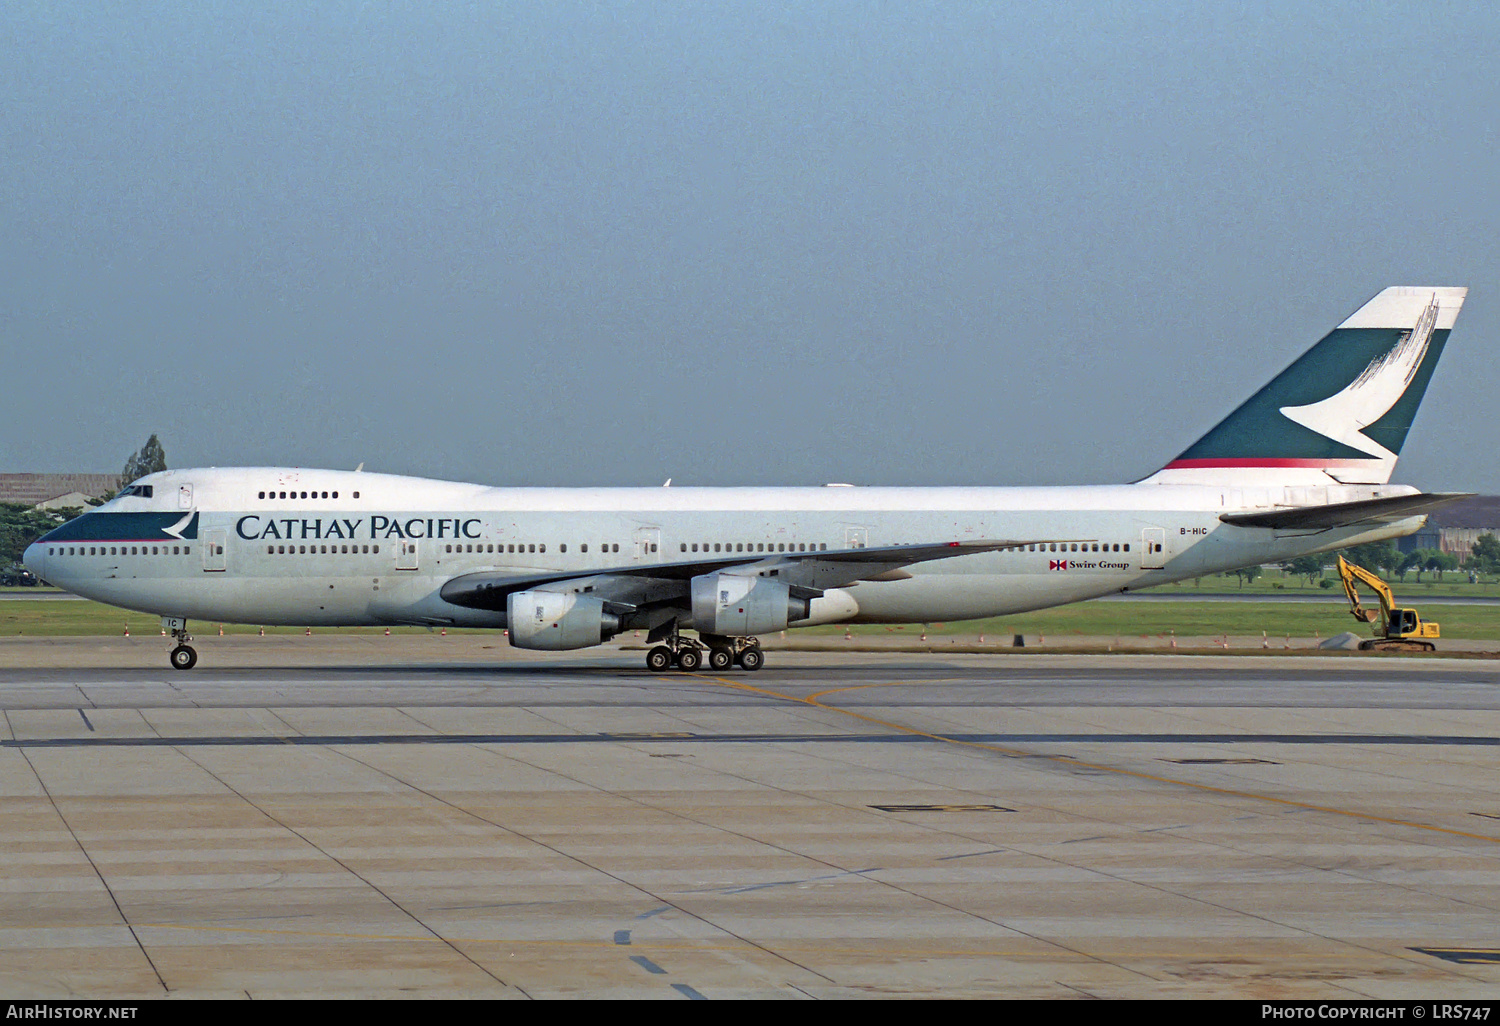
{"left": 1141, "top": 287, "right": 1466, "bottom": 486}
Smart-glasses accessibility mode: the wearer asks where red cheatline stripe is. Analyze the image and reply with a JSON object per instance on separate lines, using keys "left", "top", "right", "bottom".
{"left": 1164, "top": 457, "right": 1377, "bottom": 469}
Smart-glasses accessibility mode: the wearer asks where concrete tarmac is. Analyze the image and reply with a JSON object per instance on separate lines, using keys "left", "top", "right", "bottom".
{"left": 2, "top": 636, "right": 1499, "bottom": 999}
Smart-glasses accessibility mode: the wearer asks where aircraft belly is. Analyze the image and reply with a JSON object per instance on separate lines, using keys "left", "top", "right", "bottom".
{"left": 845, "top": 573, "right": 1130, "bottom": 623}
{"left": 156, "top": 577, "right": 379, "bottom": 627}
{"left": 72, "top": 575, "right": 373, "bottom": 628}
{"left": 370, "top": 576, "right": 506, "bottom": 627}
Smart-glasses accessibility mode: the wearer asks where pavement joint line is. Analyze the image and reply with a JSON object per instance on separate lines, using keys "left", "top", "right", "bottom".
{"left": 14, "top": 747, "right": 168, "bottom": 993}
{"left": 665, "top": 675, "right": 1170, "bottom": 986}
{"left": 13, "top": 656, "right": 1500, "bottom": 994}
{"left": 683, "top": 676, "right": 1492, "bottom": 986}
{"left": 102, "top": 925, "right": 1462, "bottom": 964}
{"left": 166, "top": 744, "right": 518, "bottom": 993}
{"left": 320, "top": 739, "right": 839, "bottom": 984}
{"left": 694, "top": 672, "right": 1500, "bottom": 847}
{"left": 486, "top": 682, "right": 1138, "bottom": 986}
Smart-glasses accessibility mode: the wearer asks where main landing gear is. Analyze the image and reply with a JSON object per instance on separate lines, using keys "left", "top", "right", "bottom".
{"left": 165, "top": 618, "right": 197, "bottom": 670}
{"left": 646, "top": 632, "right": 763, "bottom": 673}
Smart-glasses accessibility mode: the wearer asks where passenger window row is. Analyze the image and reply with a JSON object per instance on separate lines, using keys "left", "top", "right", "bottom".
{"left": 665, "top": 541, "right": 1129, "bottom": 556}
{"left": 257, "top": 490, "right": 361, "bottom": 500}
{"left": 266, "top": 544, "right": 379, "bottom": 554}
{"left": 1000, "top": 543, "right": 1129, "bottom": 552}
{"left": 442, "top": 543, "right": 627, "bottom": 555}
{"left": 48, "top": 545, "right": 190, "bottom": 556}
{"left": 682, "top": 542, "right": 829, "bottom": 553}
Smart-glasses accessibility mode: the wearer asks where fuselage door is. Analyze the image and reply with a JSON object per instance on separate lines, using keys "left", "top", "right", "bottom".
{"left": 633, "top": 527, "right": 660, "bottom": 561}
{"left": 202, "top": 528, "right": 227, "bottom": 572}
{"left": 179, "top": 484, "right": 193, "bottom": 509}
{"left": 1141, "top": 527, "right": 1167, "bottom": 570}
{"left": 845, "top": 527, "right": 868, "bottom": 549}
{"left": 396, "top": 540, "right": 419, "bottom": 571}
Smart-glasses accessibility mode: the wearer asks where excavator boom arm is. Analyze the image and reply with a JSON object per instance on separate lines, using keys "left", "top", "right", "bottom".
{"left": 1337, "top": 555, "right": 1396, "bottom": 625}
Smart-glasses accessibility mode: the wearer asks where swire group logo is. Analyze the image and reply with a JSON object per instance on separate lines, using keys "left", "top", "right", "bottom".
{"left": 1049, "top": 560, "right": 1069, "bottom": 571}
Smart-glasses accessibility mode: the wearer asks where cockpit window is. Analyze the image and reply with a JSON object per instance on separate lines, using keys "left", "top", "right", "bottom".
{"left": 120, "top": 485, "right": 154, "bottom": 498}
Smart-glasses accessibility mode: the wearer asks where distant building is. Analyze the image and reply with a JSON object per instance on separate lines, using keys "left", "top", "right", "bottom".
{"left": 0, "top": 474, "right": 119, "bottom": 510}
{"left": 1396, "top": 495, "right": 1500, "bottom": 560}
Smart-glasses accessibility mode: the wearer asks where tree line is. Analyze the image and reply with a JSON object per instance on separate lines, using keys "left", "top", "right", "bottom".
{"left": 1, "top": 436, "right": 167, "bottom": 568}
{"left": 1238, "top": 535, "right": 1500, "bottom": 588}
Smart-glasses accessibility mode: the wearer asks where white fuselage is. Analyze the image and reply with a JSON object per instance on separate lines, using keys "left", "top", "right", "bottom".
{"left": 26, "top": 467, "right": 1424, "bottom": 631}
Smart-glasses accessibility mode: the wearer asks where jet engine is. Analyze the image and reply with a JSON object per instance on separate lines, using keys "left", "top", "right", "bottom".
{"left": 690, "top": 573, "right": 811, "bottom": 636}
{"left": 507, "top": 590, "right": 621, "bottom": 650}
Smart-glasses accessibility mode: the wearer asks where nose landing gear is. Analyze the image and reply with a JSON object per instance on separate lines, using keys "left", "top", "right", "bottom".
{"left": 163, "top": 617, "right": 197, "bottom": 670}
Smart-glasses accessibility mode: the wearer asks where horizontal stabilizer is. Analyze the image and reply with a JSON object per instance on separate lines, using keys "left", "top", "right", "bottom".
{"left": 1218, "top": 492, "right": 1472, "bottom": 531}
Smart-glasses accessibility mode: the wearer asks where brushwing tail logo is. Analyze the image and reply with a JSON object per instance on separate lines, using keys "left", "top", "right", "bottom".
{"left": 1277, "top": 293, "right": 1439, "bottom": 460}
{"left": 161, "top": 511, "right": 200, "bottom": 541}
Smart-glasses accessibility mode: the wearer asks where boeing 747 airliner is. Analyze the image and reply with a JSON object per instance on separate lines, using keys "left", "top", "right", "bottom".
{"left": 25, "top": 286, "right": 1470, "bottom": 671}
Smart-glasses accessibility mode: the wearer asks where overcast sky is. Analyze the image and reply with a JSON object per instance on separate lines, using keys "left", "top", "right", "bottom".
{"left": 3, "top": 2, "right": 1496, "bottom": 491}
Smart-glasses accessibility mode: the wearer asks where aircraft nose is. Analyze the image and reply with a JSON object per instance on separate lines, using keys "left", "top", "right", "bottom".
{"left": 23, "top": 542, "right": 45, "bottom": 583}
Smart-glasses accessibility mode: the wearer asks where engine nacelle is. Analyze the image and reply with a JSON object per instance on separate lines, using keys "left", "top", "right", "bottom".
{"left": 507, "top": 590, "right": 621, "bottom": 650}
{"left": 690, "top": 573, "right": 810, "bottom": 636}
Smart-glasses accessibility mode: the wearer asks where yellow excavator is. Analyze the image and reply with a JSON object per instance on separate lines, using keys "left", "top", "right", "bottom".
{"left": 1336, "top": 555, "right": 1440, "bottom": 652}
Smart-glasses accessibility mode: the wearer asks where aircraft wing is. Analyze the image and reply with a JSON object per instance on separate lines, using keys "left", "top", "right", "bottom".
{"left": 440, "top": 538, "right": 1073, "bottom": 612}
{"left": 1218, "top": 492, "right": 1472, "bottom": 531}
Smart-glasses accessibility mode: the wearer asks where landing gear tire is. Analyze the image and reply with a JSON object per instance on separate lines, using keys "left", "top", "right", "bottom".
{"left": 646, "top": 646, "right": 674, "bottom": 672}
{"left": 737, "top": 646, "right": 764, "bottom": 672}
{"left": 170, "top": 645, "right": 198, "bottom": 671}
{"left": 708, "top": 646, "right": 734, "bottom": 671}
{"left": 675, "top": 647, "right": 703, "bottom": 672}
